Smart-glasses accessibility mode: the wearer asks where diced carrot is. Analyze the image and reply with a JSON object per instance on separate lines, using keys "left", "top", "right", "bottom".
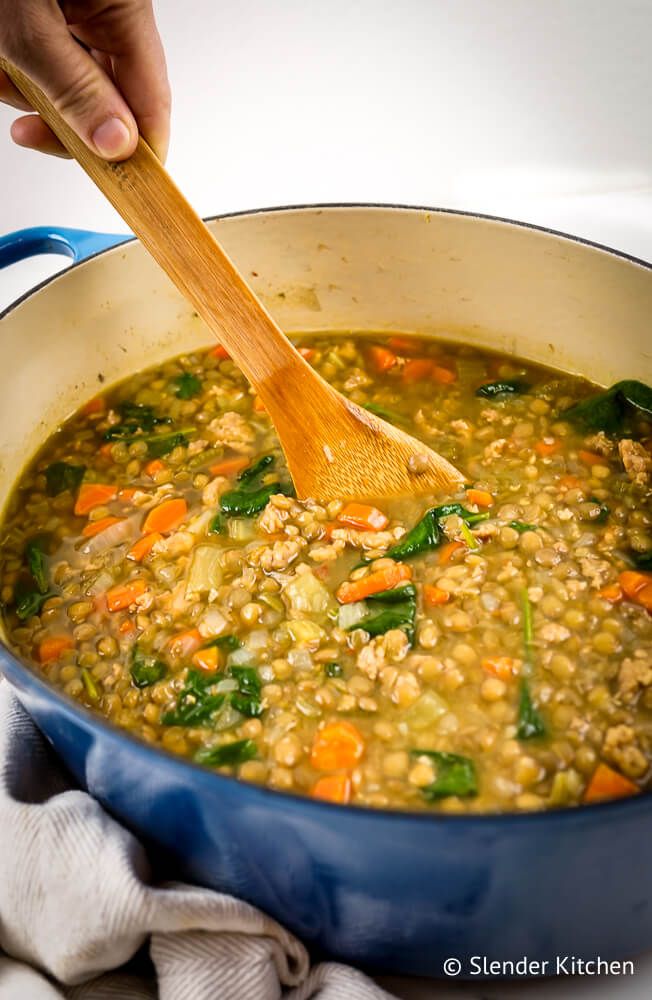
{"left": 144, "top": 458, "right": 166, "bottom": 477}
{"left": 74, "top": 483, "right": 117, "bottom": 515}
{"left": 211, "top": 344, "right": 230, "bottom": 359}
{"left": 106, "top": 579, "right": 147, "bottom": 612}
{"left": 438, "top": 540, "right": 466, "bottom": 565}
{"left": 93, "top": 594, "right": 107, "bottom": 614}
{"left": 337, "top": 502, "right": 389, "bottom": 532}
{"left": 598, "top": 583, "right": 623, "bottom": 604}
{"left": 209, "top": 456, "right": 250, "bottom": 478}
{"left": 583, "top": 762, "right": 639, "bottom": 804}
{"left": 387, "top": 336, "right": 418, "bottom": 353}
{"left": 192, "top": 646, "right": 221, "bottom": 673}
{"left": 118, "top": 487, "right": 138, "bottom": 503}
{"left": 99, "top": 443, "right": 115, "bottom": 460}
{"left": 168, "top": 628, "right": 203, "bottom": 659}
{"left": 578, "top": 449, "right": 608, "bottom": 467}
{"left": 321, "top": 521, "right": 338, "bottom": 541}
{"left": 431, "top": 363, "right": 457, "bottom": 385}
{"left": 619, "top": 571, "right": 652, "bottom": 612}
{"left": 559, "top": 474, "right": 581, "bottom": 490}
{"left": 535, "top": 439, "right": 561, "bottom": 457}
{"left": 81, "top": 396, "right": 105, "bottom": 416}
{"left": 311, "top": 773, "right": 351, "bottom": 804}
{"left": 423, "top": 584, "right": 450, "bottom": 607}
{"left": 119, "top": 618, "right": 137, "bottom": 635}
{"left": 253, "top": 396, "right": 267, "bottom": 414}
{"left": 466, "top": 488, "right": 494, "bottom": 508}
{"left": 402, "top": 358, "right": 434, "bottom": 384}
{"left": 336, "top": 563, "right": 412, "bottom": 604}
{"left": 368, "top": 345, "right": 397, "bottom": 373}
{"left": 36, "top": 635, "right": 74, "bottom": 664}
{"left": 127, "top": 532, "right": 162, "bottom": 562}
{"left": 311, "top": 721, "right": 365, "bottom": 771}
{"left": 81, "top": 516, "right": 122, "bottom": 538}
{"left": 142, "top": 498, "right": 188, "bottom": 534}
{"left": 482, "top": 656, "right": 519, "bottom": 681}
{"left": 299, "top": 347, "right": 315, "bottom": 361}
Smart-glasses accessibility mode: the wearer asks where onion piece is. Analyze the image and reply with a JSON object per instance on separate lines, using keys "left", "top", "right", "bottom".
{"left": 81, "top": 514, "right": 140, "bottom": 555}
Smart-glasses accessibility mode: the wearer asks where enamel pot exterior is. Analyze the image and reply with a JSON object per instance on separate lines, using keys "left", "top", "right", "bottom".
{"left": 1, "top": 207, "right": 651, "bottom": 978}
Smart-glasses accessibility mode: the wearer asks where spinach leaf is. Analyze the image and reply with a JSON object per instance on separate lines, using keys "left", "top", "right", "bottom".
{"left": 229, "top": 665, "right": 262, "bottom": 717}
{"left": 162, "top": 670, "right": 226, "bottom": 726}
{"left": 172, "top": 373, "right": 202, "bottom": 399}
{"left": 348, "top": 597, "right": 416, "bottom": 642}
{"left": 366, "top": 583, "right": 417, "bottom": 603}
{"left": 588, "top": 496, "right": 609, "bottom": 524}
{"left": 25, "top": 536, "right": 49, "bottom": 593}
{"left": 104, "top": 402, "right": 171, "bottom": 440}
{"left": 194, "top": 738, "right": 258, "bottom": 767}
{"left": 475, "top": 379, "right": 530, "bottom": 399}
{"left": 208, "top": 512, "right": 226, "bottom": 534}
{"left": 411, "top": 750, "right": 478, "bottom": 800}
{"left": 238, "top": 454, "right": 274, "bottom": 485}
{"left": 562, "top": 380, "right": 652, "bottom": 435}
{"left": 220, "top": 481, "right": 294, "bottom": 517}
{"left": 386, "top": 508, "right": 442, "bottom": 561}
{"left": 15, "top": 588, "right": 53, "bottom": 621}
{"left": 45, "top": 462, "right": 86, "bottom": 497}
{"left": 509, "top": 520, "right": 538, "bottom": 534}
{"left": 202, "top": 634, "right": 242, "bottom": 651}
{"left": 631, "top": 551, "right": 652, "bottom": 571}
{"left": 130, "top": 644, "right": 167, "bottom": 688}
{"left": 520, "top": 587, "right": 534, "bottom": 661}
{"left": 517, "top": 679, "right": 546, "bottom": 740}
{"left": 363, "top": 402, "right": 406, "bottom": 425}
{"left": 146, "top": 431, "right": 189, "bottom": 459}
{"left": 325, "top": 662, "right": 343, "bottom": 677}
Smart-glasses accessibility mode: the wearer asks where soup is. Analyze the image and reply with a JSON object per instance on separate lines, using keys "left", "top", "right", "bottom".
{"left": 1, "top": 333, "right": 651, "bottom": 812}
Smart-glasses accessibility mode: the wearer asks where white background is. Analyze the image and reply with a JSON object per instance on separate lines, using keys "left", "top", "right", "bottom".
{"left": 1, "top": 2, "right": 652, "bottom": 996}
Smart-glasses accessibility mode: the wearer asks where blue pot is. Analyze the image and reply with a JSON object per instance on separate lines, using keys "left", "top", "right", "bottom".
{"left": 1, "top": 207, "right": 651, "bottom": 978}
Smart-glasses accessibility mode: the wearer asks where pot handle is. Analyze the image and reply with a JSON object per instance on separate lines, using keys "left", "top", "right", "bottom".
{"left": 0, "top": 226, "right": 129, "bottom": 269}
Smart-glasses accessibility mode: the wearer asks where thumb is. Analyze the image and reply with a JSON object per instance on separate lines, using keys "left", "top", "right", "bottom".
{"left": 5, "top": 8, "right": 138, "bottom": 160}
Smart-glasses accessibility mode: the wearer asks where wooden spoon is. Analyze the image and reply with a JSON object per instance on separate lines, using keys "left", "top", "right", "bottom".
{"left": 2, "top": 60, "right": 464, "bottom": 501}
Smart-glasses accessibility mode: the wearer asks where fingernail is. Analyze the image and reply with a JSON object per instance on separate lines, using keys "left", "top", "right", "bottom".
{"left": 91, "top": 117, "right": 132, "bottom": 158}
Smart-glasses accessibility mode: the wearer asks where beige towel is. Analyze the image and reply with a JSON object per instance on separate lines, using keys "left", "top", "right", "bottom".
{"left": 0, "top": 683, "right": 402, "bottom": 1000}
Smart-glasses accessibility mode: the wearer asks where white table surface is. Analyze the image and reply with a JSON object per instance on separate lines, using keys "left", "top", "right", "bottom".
{"left": 1, "top": 1, "right": 652, "bottom": 993}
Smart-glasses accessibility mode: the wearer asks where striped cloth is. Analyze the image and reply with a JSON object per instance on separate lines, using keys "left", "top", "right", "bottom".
{"left": 0, "top": 684, "right": 401, "bottom": 1000}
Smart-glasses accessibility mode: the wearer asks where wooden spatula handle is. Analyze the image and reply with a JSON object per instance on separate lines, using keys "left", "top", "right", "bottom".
{"left": 0, "top": 58, "right": 301, "bottom": 390}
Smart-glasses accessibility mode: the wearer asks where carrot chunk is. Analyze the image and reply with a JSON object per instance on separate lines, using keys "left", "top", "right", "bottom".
{"left": 253, "top": 396, "right": 267, "bottom": 414}
{"left": 431, "top": 363, "right": 457, "bottom": 385}
{"left": 311, "top": 721, "right": 365, "bottom": 771}
{"left": 578, "top": 449, "right": 608, "bottom": 467}
{"left": 368, "top": 345, "right": 397, "bottom": 373}
{"left": 74, "top": 483, "right": 117, "bottom": 515}
{"left": 438, "top": 540, "right": 466, "bottom": 565}
{"left": 118, "top": 487, "right": 138, "bottom": 502}
{"left": 559, "top": 474, "right": 581, "bottom": 490}
{"left": 99, "top": 443, "right": 115, "bottom": 460}
{"left": 168, "top": 628, "right": 203, "bottom": 659}
{"left": 127, "top": 532, "right": 162, "bottom": 563}
{"left": 583, "top": 762, "right": 639, "bottom": 804}
{"left": 337, "top": 502, "right": 389, "bottom": 532}
{"left": 118, "top": 618, "right": 137, "bottom": 635}
{"left": 466, "top": 488, "right": 494, "bottom": 508}
{"left": 298, "top": 346, "right": 315, "bottom": 361}
{"left": 535, "top": 439, "right": 561, "bottom": 457}
{"left": 598, "top": 583, "right": 623, "bottom": 604}
{"left": 81, "top": 516, "right": 122, "bottom": 538}
{"left": 106, "top": 579, "right": 147, "bottom": 612}
{"left": 311, "top": 773, "right": 351, "bottom": 804}
{"left": 144, "top": 458, "right": 166, "bottom": 477}
{"left": 423, "top": 584, "right": 450, "bottom": 607}
{"left": 482, "top": 656, "right": 519, "bottom": 681}
{"left": 387, "top": 335, "right": 418, "bottom": 353}
{"left": 81, "top": 396, "right": 105, "bottom": 416}
{"left": 336, "top": 563, "right": 412, "bottom": 604}
{"left": 402, "top": 358, "right": 434, "bottom": 384}
{"left": 192, "top": 646, "right": 221, "bottom": 673}
{"left": 211, "top": 344, "right": 230, "bottom": 359}
{"left": 36, "top": 635, "right": 74, "bottom": 663}
{"left": 209, "top": 456, "right": 250, "bottom": 478}
{"left": 142, "top": 498, "right": 187, "bottom": 534}
{"left": 619, "top": 570, "right": 652, "bottom": 612}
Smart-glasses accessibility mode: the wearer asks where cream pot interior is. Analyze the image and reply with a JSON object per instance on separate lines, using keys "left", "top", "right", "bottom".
{"left": 2, "top": 204, "right": 652, "bottom": 581}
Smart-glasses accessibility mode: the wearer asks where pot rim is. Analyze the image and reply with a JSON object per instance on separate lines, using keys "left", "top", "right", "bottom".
{"left": 2, "top": 201, "right": 650, "bottom": 827}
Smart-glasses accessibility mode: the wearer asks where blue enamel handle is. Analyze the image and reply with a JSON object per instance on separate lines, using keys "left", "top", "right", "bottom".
{"left": 0, "top": 226, "right": 129, "bottom": 269}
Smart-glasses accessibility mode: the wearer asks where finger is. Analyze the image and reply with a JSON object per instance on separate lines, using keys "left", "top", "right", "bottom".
{"left": 71, "top": 3, "right": 171, "bottom": 161}
{"left": 10, "top": 114, "right": 71, "bottom": 158}
{"left": 0, "top": 68, "right": 33, "bottom": 111}
{"left": 4, "top": 6, "right": 138, "bottom": 160}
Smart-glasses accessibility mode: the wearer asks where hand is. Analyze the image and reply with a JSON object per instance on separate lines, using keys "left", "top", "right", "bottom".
{"left": 0, "top": 0, "right": 170, "bottom": 161}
